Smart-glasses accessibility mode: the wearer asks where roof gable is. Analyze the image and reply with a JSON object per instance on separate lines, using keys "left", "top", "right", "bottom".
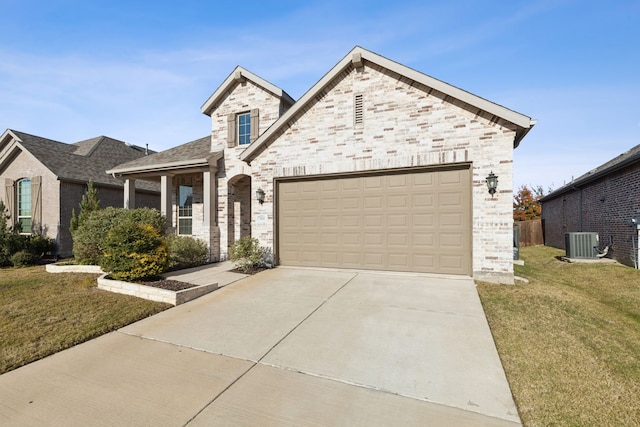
{"left": 0, "top": 128, "right": 154, "bottom": 187}
{"left": 200, "top": 66, "right": 295, "bottom": 116}
{"left": 241, "top": 46, "right": 536, "bottom": 162}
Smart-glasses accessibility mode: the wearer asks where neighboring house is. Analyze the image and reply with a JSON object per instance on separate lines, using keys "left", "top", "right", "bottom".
{"left": 541, "top": 144, "right": 640, "bottom": 266}
{"left": 0, "top": 129, "right": 161, "bottom": 256}
{"left": 109, "top": 46, "right": 535, "bottom": 284}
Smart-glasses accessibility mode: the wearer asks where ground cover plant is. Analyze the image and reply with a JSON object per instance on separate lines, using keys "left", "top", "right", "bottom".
{"left": 477, "top": 246, "right": 640, "bottom": 426}
{"left": 0, "top": 266, "right": 170, "bottom": 374}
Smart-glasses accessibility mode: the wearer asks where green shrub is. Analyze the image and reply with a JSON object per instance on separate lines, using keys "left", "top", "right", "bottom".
{"left": 10, "top": 250, "right": 34, "bottom": 267}
{"left": 25, "top": 235, "right": 56, "bottom": 259}
{"left": 100, "top": 221, "right": 169, "bottom": 281}
{"left": 167, "top": 235, "right": 209, "bottom": 270}
{"left": 70, "top": 180, "right": 101, "bottom": 234}
{"left": 229, "top": 237, "right": 272, "bottom": 273}
{"left": 73, "top": 207, "right": 166, "bottom": 265}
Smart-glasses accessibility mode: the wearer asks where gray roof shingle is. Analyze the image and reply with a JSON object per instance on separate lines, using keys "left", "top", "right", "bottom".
{"left": 9, "top": 130, "right": 158, "bottom": 191}
{"left": 541, "top": 143, "right": 640, "bottom": 201}
{"left": 108, "top": 136, "right": 215, "bottom": 172}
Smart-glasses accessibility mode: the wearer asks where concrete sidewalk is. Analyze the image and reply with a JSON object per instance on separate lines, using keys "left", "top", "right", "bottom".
{"left": 0, "top": 267, "right": 520, "bottom": 426}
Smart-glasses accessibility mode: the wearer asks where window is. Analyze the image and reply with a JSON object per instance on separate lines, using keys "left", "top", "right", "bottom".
{"left": 178, "top": 185, "right": 193, "bottom": 235}
{"left": 227, "top": 109, "right": 258, "bottom": 147}
{"left": 237, "top": 112, "right": 251, "bottom": 145}
{"left": 17, "top": 179, "right": 31, "bottom": 232}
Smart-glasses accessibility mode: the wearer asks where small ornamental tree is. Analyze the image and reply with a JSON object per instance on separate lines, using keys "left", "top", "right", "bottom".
{"left": 70, "top": 180, "right": 100, "bottom": 234}
{"left": 513, "top": 185, "right": 542, "bottom": 221}
{"left": 100, "top": 221, "right": 169, "bottom": 281}
{"left": 73, "top": 207, "right": 166, "bottom": 265}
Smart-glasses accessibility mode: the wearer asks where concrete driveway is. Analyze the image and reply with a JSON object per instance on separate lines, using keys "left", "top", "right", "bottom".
{"left": 0, "top": 267, "right": 520, "bottom": 426}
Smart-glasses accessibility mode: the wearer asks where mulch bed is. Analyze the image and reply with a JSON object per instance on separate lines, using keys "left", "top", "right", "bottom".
{"left": 135, "top": 278, "right": 196, "bottom": 291}
{"left": 230, "top": 266, "right": 268, "bottom": 275}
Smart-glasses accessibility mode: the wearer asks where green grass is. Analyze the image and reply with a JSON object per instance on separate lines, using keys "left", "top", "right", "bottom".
{"left": 477, "top": 246, "right": 640, "bottom": 426}
{"left": 0, "top": 265, "right": 170, "bottom": 374}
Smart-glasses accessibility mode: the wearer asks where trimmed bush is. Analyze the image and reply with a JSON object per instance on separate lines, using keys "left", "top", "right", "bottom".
{"left": 10, "top": 250, "right": 34, "bottom": 267}
{"left": 0, "top": 200, "right": 55, "bottom": 266}
{"left": 73, "top": 207, "right": 166, "bottom": 265}
{"left": 25, "top": 235, "right": 56, "bottom": 259}
{"left": 167, "top": 235, "right": 209, "bottom": 270}
{"left": 229, "top": 237, "right": 272, "bottom": 273}
{"left": 100, "top": 221, "right": 169, "bottom": 281}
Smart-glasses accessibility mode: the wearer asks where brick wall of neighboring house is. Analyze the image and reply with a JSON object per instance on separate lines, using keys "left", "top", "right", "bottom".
{"left": 209, "top": 79, "right": 289, "bottom": 257}
{"left": 59, "top": 181, "right": 161, "bottom": 257}
{"left": 0, "top": 149, "right": 61, "bottom": 244}
{"left": 248, "top": 62, "right": 518, "bottom": 283}
{"left": 542, "top": 163, "right": 640, "bottom": 267}
{"left": 134, "top": 190, "right": 161, "bottom": 211}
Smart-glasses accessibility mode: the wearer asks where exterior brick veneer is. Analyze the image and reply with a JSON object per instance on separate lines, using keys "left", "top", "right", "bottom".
{"left": 1, "top": 147, "right": 160, "bottom": 257}
{"left": 542, "top": 163, "right": 640, "bottom": 267}
{"left": 245, "top": 63, "right": 518, "bottom": 284}
{"left": 107, "top": 47, "right": 533, "bottom": 285}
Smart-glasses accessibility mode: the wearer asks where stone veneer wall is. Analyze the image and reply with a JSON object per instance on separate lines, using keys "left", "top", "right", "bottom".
{"left": 208, "top": 79, "right": 290, "bottom": 258}
{"left": 247, "top": 63, "right": 518, "bottom": 284}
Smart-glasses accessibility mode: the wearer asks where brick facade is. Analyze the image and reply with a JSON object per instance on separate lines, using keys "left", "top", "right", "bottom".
{"left": 210, "top": 79, "right": 291, "bottom": 257}
{"left": 247, "top": 62, "right": 518, "bottom": 283}
{"left": 108, "top": 47, "right": 532, "bottom": 284}
{"left": 1, "top": 148, "right": 160, "bottom": 257}
{"left": 542, "top": 163, "right": 640, "bottom": 267}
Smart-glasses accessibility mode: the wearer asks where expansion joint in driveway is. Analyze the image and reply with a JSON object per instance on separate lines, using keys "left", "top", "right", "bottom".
{"left": 183, "top": 271, "right": 358, "bottom": 426}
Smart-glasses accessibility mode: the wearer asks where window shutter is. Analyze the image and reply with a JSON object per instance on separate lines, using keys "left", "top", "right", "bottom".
{"left": 4, "top": 178, "right": 14, "bottom": 228}
{"left": 227, "top": 113, "right": 236, "bottom": 148}
{"left": 31, "top": 176, "right": 42, "bottom": 233}
{"left": 250, "top": 108, "right": 259, "bottom": 143}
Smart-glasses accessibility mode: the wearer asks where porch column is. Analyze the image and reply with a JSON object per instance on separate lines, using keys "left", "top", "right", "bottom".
{"left": 124, "top": 179, "right": 136, "bottom": 209}
{"left": 203, "top": 168, "right": 220, "bottom": 261}
{"left": 161, "top": 174, "right": 174, "bottom": 234}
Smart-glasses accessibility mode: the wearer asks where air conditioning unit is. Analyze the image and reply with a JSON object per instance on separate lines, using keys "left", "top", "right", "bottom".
{"left": 565, "top": 232, "right": 599, "bottom": 259}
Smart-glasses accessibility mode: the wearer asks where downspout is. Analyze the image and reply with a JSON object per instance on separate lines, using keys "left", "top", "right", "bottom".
{"left": 572, "top": 185, "right": 583, "bottom": 231}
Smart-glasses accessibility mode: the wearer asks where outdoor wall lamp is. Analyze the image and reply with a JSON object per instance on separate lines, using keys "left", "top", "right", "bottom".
{"left": 486, "top": 171, "right": 498, "bottom": 197}
{"left": 256, "top": 188, "right": 265, "bottom": 204}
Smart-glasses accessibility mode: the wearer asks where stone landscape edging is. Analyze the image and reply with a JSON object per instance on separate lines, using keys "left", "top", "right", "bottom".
{"left": 97, "top": 274, "right": 218, "bottom": 306}
{"left": 46, "top": 263, "right": 104, "bottom": 274}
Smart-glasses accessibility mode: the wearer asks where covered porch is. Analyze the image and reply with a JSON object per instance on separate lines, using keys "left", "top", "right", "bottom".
{"left": 107, "top": 137, "right": 231, "bottom": 261}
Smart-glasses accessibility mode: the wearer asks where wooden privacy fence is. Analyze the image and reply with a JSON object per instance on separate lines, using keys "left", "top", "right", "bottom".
{"left": 515, "top": 219, "right": 544, "bottom": 247}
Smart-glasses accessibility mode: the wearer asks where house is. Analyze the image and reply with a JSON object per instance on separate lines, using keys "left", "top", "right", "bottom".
{"left": 540, "top": 143, "right": 640, "bottom": 267}
{"left": 0, "top": 129, "right": 161, "bottom": 256}
{"left": 109, "top": 46, "right": 535, "bottom": 284}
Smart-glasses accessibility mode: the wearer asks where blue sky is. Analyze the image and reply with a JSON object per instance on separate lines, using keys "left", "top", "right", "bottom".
{"left": 1, "top": 0, "right": 639, "bottom": 192}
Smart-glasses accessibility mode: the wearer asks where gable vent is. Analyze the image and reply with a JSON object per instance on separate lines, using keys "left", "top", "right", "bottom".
{"left": 354, "top": 94, "right": 364, "bottom": 126}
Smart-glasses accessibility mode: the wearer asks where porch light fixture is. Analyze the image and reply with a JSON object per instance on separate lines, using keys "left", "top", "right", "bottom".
{"left": 486, "top": 171, "right": 498, "bottom": 197}
{"left": 256, "top": 188, "right": 265, "bottom": 204}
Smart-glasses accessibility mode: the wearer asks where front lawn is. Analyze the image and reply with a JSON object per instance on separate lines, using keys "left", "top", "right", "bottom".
{"left": 0, "top": 265, "right": 170, "bottom": 374}
{"left": 477, "top": 246, "right": 640, "bottom": 426}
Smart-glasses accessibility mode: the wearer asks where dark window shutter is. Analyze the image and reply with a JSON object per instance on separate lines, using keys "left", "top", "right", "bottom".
{"left": 31, "top": 176, "right": 42, "bottom": 233}
{"left": 4, "top": 178, "right": 14, "bottom": 227}
{"left": 227, "top": 113, "right": 236, "bottom": 148}
{"left": 250, "top": 108, "right": 259, "bottom": 143}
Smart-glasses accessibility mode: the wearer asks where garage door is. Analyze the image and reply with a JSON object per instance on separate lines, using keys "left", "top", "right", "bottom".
{"left": 277, "top": 167, "right": 471, "bottom": 275}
